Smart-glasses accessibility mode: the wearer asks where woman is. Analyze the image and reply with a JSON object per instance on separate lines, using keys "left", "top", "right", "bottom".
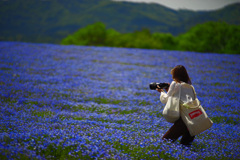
{"left": 156, "top": 65, "right": 195, "bottom": 146}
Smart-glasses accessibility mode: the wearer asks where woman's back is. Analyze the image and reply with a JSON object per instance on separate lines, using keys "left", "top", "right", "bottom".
{"left": 180, "top": 83, "right": 195, "bottom": 104}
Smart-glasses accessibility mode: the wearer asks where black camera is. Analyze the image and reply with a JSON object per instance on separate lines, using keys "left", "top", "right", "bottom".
{"left": 149, "top": 82, "right": 169, "bottom": 90}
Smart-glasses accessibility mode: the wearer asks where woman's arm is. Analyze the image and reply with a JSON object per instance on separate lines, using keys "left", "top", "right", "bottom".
{"left": 158, "top": 81, "right": 176, "bottom": 104}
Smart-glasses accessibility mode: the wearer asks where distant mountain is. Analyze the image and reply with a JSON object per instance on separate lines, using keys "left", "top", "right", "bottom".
{"left": 0, "top": 0, "right": 239, "bottom": 44}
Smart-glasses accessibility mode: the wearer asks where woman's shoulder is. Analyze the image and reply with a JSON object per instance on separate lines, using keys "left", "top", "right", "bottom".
{"left": 169, "top": 81, "right": 176, "bottom": 88}
{"left": 171, "top": 81, "right": 182, "bottom": 87}
{"left": 170, "top": 81, "right": 181, "bottom": 90}
{"left": 171, "top": 81, "right": 194, "bottom": 88}
{"left": 180, "top": 82, "right": 195, "bottom": 91}
{"left": 180, "top": 81, "right": 192, "bottom": 87}
{"left": 170, "top": 81, "right": 176, "bottom": 85}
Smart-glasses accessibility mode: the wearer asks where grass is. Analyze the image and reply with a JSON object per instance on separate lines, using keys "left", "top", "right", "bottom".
{"left": 211, "top": 116, "right": 239, "bottom": 125}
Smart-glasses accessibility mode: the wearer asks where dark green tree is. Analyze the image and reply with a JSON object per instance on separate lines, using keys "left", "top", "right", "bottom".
{"left": 152, "top": 33, "right": 177, "bottom": 50}
{"left": 61, "top": 22, "right": 107, "bottom": 46}
{"left": 177, "top": 22, "right": 240, "bottom": 54}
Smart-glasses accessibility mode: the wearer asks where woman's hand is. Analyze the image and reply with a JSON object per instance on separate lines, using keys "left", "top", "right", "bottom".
{"left": 165, "top": 83, "right": 170, "bottom": 92}
{"left": 156, "top": 83, "right": 170, "bottom": 93}
{"left": 156, "top": 85, "right": 164, "bottom": 93}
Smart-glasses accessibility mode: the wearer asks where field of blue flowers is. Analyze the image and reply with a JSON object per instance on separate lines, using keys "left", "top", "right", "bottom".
{"left": 0, "top": 41, "right": 239, "bottom": 159}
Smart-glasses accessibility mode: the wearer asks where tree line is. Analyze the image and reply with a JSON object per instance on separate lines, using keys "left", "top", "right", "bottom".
{"left": 61, "top": 21, "right": 240, "bottom": 54}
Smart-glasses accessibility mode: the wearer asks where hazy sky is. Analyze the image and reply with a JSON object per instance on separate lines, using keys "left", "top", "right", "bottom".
{"left": 112, "top": 0, "right": 240, "bottom": 11}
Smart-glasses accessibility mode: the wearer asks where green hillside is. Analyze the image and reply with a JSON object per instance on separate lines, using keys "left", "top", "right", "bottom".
{"left": 0, "top": 0, "right": 240, "bottom": 44}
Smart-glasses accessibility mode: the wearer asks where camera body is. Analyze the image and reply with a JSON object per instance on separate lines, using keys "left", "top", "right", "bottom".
{"left": 149, "top": 82, "right": 169, "bottom": 90}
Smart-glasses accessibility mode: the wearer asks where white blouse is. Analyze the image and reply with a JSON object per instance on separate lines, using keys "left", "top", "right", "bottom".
{"left": 160, "top": 81, "right": 196, "bottom": 104}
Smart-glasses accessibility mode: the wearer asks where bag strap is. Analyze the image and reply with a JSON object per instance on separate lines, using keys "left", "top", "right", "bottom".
{"left": 179, "top": 83, "right": 181, "bottom": 99}
{"left": 181, "top": 84, "right": 200, "bottom": 109}
{"left": 179, "top": 83, "right": 182, "bottom": 105}
{"left": 191, "top": 85, "right": 197, "bottom": 100}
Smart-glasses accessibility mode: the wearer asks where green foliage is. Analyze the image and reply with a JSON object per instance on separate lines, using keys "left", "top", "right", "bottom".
{"left": 61, "top": 22, "right": 107, "bottom": 46}
{"left": 61, "top": 21, "right": 240, "bottom": 54}
{"left": 111, "top": 28, "right": 162, "bottom": 49}
{"left": 177, "top": 22, "right": 240, "bottom": 54}
{"left": 61, "top": 22, "right": 170, "bottom": 50}
{"left": 152, "top": 32, "right": 177, "bottom": 50}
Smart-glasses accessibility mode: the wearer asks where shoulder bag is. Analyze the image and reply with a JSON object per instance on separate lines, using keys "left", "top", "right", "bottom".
{"left": 162, "top": 84, "right": 181, "bottom": 123}
{"left": 180, "top": 85, "right": 213, "bottom": 136}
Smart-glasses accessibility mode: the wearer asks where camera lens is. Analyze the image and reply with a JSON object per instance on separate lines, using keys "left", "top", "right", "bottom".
{"left": 149, "top": 82, "right": 157, "bottom": 90}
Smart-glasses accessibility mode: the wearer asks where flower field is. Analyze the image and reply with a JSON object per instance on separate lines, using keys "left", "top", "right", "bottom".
{"left": 0, "top": 42, "right": 239, "bottom": 159}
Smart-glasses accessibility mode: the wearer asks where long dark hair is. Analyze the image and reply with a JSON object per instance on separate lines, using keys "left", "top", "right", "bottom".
{"left": 171, "top": 65, "right": 192, "bottom": 84}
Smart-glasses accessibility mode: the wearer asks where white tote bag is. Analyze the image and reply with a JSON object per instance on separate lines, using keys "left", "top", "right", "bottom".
{"left": 162, "top": 85, "right": 181, "bottom": 123}
{"left": 180, "top": 86, "right": 213, "bottom": 136}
